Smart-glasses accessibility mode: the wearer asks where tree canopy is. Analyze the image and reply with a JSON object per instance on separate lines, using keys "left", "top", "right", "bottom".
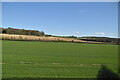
{"left": 1, "top": 27, "right": 45, "bottom": 36}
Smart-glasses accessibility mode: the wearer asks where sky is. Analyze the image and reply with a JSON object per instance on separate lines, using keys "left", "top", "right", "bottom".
{"left": 2, "top": 0, "right": 119, "bottom": 2}
{"left": 2, "top": 2, "right": 118, "bottom": 38}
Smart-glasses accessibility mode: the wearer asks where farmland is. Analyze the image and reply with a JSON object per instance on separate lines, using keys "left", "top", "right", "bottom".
{"left": 0, "top": 34, "right": 102, "bottom": 44}
{"left": 2, "top": 40, "right": 118, "bottom": 78}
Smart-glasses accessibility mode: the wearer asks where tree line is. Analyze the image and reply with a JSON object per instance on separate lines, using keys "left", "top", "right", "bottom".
{"left": 78, "top": 37, "right": 120, "bottom": 45}
{"left": 0, "top": 27, "right": 45, "bottom": 36}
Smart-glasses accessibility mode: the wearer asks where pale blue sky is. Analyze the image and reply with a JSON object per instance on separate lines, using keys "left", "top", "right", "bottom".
{"left": 2, "top": 2, "right": 118, "bottom": 38}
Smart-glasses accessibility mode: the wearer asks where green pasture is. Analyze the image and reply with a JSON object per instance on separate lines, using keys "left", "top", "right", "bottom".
{"left": 2, "top": 40, "right": 118, "bottom": 78}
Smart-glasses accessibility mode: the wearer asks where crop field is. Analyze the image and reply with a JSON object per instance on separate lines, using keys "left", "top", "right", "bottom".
{"left": 2, "top": 40, "right": 118, "bottom": 78}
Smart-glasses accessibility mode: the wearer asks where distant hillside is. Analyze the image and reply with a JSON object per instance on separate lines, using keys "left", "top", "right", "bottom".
{"left": 0, "top": 27, "right": 119, "bottom": 44}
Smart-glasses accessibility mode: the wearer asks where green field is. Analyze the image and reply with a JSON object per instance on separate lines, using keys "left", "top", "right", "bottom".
{"left": 2, "top": 40, "right": 118, "bottom": 78}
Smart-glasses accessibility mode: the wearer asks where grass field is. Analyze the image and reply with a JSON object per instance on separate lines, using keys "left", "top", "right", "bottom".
{"left": 2, "top": 40, "right": 118, "bottom": 78}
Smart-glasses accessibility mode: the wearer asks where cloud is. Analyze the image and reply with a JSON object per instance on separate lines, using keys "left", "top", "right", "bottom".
{"left": 94, "top": 32, "right": 106, "bottom": 35}
{"left": 74, "top": 32, "right": 80, "bottom": 34}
